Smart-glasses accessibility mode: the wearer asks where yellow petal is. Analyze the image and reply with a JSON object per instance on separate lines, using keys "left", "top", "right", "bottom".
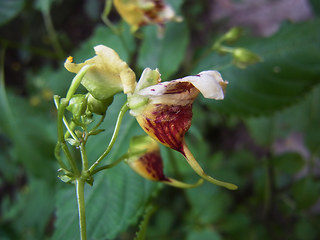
{"left": 113, "top": 0, "right": 181, "bottom": 31}
{"left": 64, "top": 45, "right": 136, "bottom": 100}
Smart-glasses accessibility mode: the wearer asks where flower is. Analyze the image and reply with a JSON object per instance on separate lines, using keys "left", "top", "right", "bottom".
{"left": 64, "top": 45, "right": 136, "bottom": 100}
{"left": 113, "top": 0, "right": 182, "bottom": 32}
{"left": 128, "top": 69, "right": 238, "bottom": 190}
{"left": 125, "top": 135, "right": 203, "bottom": 188}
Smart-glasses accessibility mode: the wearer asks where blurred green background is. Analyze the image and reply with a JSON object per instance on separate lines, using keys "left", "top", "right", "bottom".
{"left": 1, "top": 0, "right": 320, "bottom": 239}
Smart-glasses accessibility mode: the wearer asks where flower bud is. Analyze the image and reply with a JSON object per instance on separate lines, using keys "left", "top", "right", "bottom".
{"left": 223, "top": 27, "right": 243, "bottom": 43}
{"left": 66, "top": 94, "right": 87, "bottom": 120}
{"left": 87, "top": 93, "right": 113, "bottom": 115}
{"left": 126, "top": 135, "right": 167, "bottom": 181}
{"left": 126, "top": 135, "right": 203, "bottom": 188}
{"left": 232, "top": 48, "right": 261, "bottom": 68}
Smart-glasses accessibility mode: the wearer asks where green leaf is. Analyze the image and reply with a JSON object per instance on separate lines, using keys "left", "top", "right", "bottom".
{"left": 52, "top": 95, "right": 157, "bottom": 239}
{"left": 0, "top": 91, "right": 57, "bottom": 179}
{"left": 72, "top": 25, "right": 135, "bottom": 64}
{"left": 309, "top": 0, "right": 320, "bottom": 16}
{"left": 0, "top": 0, "right": 25, "bottom": 25}
{"left": 138, "top": 21, "right": 189, "bottom": 80}
{"left": 292, "top": 177, "right": 320, "bottom": 209}
{"left": 272, "top": 152, "right": 305, "bottom": 174}
{"left": 187, "top": 228, "right": 222, "bottom": 240}
{"left": 186, "top": 185, "right": 232, "bottom": 224}
{"left": 195, "top": 20, "right": 320, "bottom": 116}
{"left": 294, "top": 217, "right": 318, "bottom": 240}
{"left": 2, "top": 178, "right": 55, "bottom": 239}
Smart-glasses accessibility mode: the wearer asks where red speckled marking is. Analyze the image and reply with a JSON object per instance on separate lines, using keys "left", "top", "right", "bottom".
{"left": 139, "top": 151, "right": 168, "bottom": 181}
{"left": 163, "top": 82, "right": 194, "bottom": 95}
{"left": 142, "top": 104, "right": 193, "bottom": 154}
{"left": 140, "top": 0, "right": 166, "bottom": 26}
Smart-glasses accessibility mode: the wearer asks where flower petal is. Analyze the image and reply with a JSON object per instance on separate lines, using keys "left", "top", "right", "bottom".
{"left": 64, "top": 45, "right": 136, "bottom": 100}
{"left": 113, "top": 0, "right": 181, "bottom": 31}
{"left": 135, "top": 103, "right": 192, "bottom": 153}
{"left": 137, "top": 70, "right": 227, "bottom": 102}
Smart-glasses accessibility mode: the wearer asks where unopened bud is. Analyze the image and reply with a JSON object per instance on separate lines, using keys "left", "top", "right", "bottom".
{"left": 223, "top": 27, "right": 243, "bottom": 43}
{"left": 66, "top": 94, "right": 87, "bottom": 120}
{"left": 87, "top": 94, "right": 113, "bottom": 115}
{"left": 232, "top": 48, "right": 261, "bottom": 68}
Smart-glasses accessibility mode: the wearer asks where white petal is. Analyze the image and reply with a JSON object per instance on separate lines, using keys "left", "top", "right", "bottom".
{"left": 184, "top": 71, "right": 227, "bottom": 100}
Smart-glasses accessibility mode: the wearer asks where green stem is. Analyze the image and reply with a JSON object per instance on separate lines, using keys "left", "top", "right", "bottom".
{"left": 66, "top": 65, "right": 93, "bottom": 101}
{"left": 91, "top": 114, "right": 106, "bottom": 132}
{"left": 54, "top": 96, "right": 79, "bottom": 141}
{"left": 88, "top": 102, "right": 129, "bottom": 173}
{"left": 55, "top": 65, "right": 93, "bottom": 175}
{"left": 42, "top": 9, "right": 65, "bottom": 59}
{"left": 91, "top": 155, "right": 127, "bottom": 175}
{"left": 76, "top": 178, "right": 87, "bottom": 240}
{"left": 80, "top": 142, "right": 89, "bottom": 171}
{"left": 54, "top": 142, "right": 68, "bottom": 169}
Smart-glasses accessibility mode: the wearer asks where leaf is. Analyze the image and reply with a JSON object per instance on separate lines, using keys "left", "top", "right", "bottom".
{"left": 2, "top": 178, "right": 55, "bottom": 239}
{"left": 138, "top": 21, "right": 189, "bottom": 80}
{"left": 0, "top": 0, "right": 25, "bottom": 25}
{"left": 186, "top": 183, "right": 232, "bottom": 224}
{"left": 309, "top": 0, "right": 320, "bottom": 16}
{"left": 195, "top": 19, "right": 320, "bottom": 116}
{"left": 52, "top": 95, "right": 157, "bottom": 240}
{"left": 73, "top": 25, "right": 135, "bottom": 64}
{"left": 187, "top": 228, "right": 222, "bottom": 240}
{"left": 134, "top": 204, "right": 157, "bottom": 240}
{"left": 0, "top": 91, "right": 57, "bottom": 179}
{"left": 291, "top": 177, "right": 320, "bottom": 209}
{"left": 272, "top": 152, "right": 305, "bottom": 174}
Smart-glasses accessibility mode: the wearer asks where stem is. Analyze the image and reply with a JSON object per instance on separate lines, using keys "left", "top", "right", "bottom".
{"left": 66, "top": 65, "right": 93, "bottom": 101}
{"left": 54, "top": 142, "right": 68, "bottom": 169}
{"left": 76, "top": 178, "right": 87, "bottom": 240}
{"left": 91, "top": 114, "right": 106, "bottom": 132}
{"left": 55, "top": 65, "right": 93, "bottom": 175}
{"left": 54, "top": 96, "right": 79, "bottom": 141}
{"left": 91, "top": 155, "right": 127, "bottom": 175}
{"left": 88, "top": 102, "right": 129, "bottom": 173}
{"left": 42, "top": 9, "right": 65, "bottom": 59}
{"left": 80, "top": 142, "right": 89, "bottom": 171}
{"left": 182, "top": 142, "right": 238, "bottom": 190}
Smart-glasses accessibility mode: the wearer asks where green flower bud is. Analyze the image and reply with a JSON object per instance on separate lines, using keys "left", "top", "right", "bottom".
{"left": 223, "top": 27, "right": 243, "bottom": 43}
{"left": 87, "top": 94, "right": 113, "bottom": 115}
{"left": 66, "top": 94, "right": 87, "bottom": 120}
{"left": 232, "top": 48, "right": 261, "bottom": 68}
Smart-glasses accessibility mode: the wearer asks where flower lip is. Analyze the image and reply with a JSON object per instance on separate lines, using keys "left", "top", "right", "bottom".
{"left": 135, "top": 70, "right": 228, "bottom": 106}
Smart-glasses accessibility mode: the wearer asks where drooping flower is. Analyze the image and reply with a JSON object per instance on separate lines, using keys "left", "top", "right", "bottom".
{"left": 113, "top": 0, "right": 182, "bottom": 32}
{"left": 125, "top": 135, "right": 203, "bottom": 188}
{"left": 128, "top": 69, "right": 237, "bottom": 190}
{"left": 64, "top": 45, "right": 136, "bottom": 100}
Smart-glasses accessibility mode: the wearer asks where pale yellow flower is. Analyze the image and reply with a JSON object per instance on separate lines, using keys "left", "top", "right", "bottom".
{"left": 64, "top": 45, "right": 136, "bottom": 100}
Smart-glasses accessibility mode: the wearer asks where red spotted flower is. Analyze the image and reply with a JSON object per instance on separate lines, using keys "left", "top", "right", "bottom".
{"left": 128, "top": 68, "right": 237, "bottom": 190}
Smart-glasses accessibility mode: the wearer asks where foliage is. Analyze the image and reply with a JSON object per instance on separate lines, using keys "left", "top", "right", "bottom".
{"left": 1, "top": 0, "right": 320, "bottom": 239}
